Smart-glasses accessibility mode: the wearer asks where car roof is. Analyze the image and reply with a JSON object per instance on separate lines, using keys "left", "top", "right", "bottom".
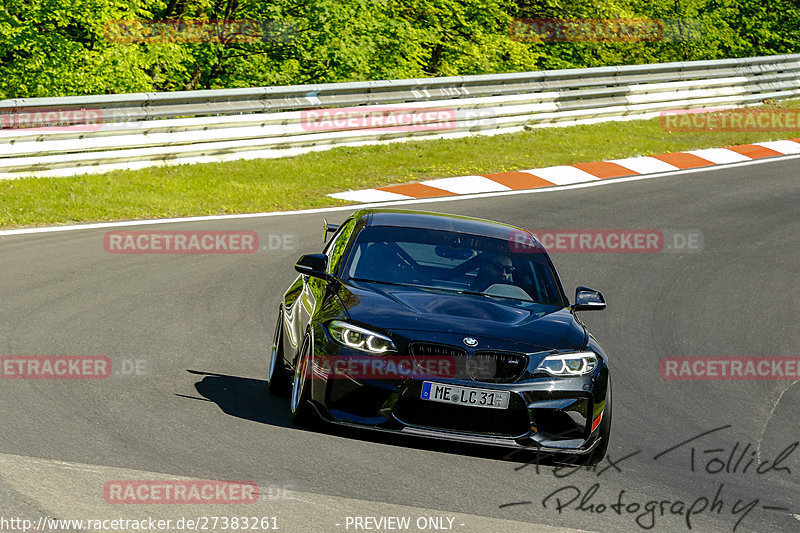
{"left": 351, "top": 208, "right": 533, "bottom": 241}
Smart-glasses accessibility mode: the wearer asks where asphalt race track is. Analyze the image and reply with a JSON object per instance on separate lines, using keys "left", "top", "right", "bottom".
{"left": 1, "top": 158, "right": 799, "bottom": 533}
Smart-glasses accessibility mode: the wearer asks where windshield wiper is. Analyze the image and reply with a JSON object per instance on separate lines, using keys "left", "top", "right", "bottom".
{"left": 453, "top": 288, "right": 534, "bottom": 302}
{"left": 349, "top": 278, "right": 532, "bottom": 302}
{"left": 349, "top": 277, "right": 447, "bottom": 292}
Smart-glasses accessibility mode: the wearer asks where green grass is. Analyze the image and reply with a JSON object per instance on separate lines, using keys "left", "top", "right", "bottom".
{"left": 3, "top": 99, "right": 800, "bottom": 228}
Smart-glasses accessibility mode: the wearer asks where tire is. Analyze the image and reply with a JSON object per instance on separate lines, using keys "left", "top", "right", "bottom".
{"left": 267, "top": 310, "right": 289, "bottom": 397}
{"left": 588, "top": 377, "right": 612, "bottom": 465}
{"left": 289, "top": 333, "right": 314, "bottom": 425}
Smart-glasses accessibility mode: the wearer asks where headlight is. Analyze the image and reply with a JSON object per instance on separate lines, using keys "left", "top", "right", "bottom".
{"left": 327, "top": 320, "right": 396, "bottom": 354}
{"left": 536, "top": 351, "right": 598, "bottom": 376}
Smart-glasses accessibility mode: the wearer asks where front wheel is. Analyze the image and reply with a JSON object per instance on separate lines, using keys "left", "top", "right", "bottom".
{"left": 267, "top": 310, "right": 288, "bottom": 397}
{"left": 289, "top": 334, "right": 314, "bottom": 425}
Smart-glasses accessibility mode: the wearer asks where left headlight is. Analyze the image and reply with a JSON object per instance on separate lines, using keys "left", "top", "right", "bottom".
{"left": 327, "top": 320, "right": 397, "bottom": 354}
{"left": 536, "top": 351, "right": 598, "bottom": 376}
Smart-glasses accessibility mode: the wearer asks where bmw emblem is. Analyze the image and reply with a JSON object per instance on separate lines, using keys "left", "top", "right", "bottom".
{"left": 463, "top": 337, "right": 478, "bottom": 347}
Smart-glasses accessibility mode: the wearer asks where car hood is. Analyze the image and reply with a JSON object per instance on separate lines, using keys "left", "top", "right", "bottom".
{"left": 337, "top": 281, "right": 586, "bottom": 351}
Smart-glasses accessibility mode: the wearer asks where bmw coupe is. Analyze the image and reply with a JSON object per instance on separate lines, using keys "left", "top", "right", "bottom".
{"left": 267, "top": 209, "right": 611, "bottom": 461}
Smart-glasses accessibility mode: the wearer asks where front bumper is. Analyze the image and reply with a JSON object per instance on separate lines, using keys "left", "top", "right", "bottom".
{"left": 311, "top": 401, "right": 605, "bottom": 454}
{"left": 307, "top": 333, "right": 609, "bottom": 454}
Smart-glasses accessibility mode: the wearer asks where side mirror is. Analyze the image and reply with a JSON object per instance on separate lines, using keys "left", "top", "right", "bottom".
{"left": 295, "top": 254, "right": 330, "bottom": 279}
{"left": 323, "top": 218, "right": 340, "bottom": 242}
{"left": 573, "top": 286, "right": 606, "bottom": 311}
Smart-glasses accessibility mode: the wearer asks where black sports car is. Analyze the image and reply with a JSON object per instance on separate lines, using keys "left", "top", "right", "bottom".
{"left": 267, "top": 209, "right": 611, "bottom": 460}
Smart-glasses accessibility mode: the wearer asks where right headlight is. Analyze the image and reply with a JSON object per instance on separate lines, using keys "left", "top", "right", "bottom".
{"left": 327, "top": 320, "right": 396, "bottom": 354}
{"left": 536, "top": 351, "right": 598, "bottom": 376}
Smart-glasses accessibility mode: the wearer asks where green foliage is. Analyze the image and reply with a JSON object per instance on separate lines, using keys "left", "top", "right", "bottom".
{"left": 0, "top": 1, "right": 184, "bottom": 97}
{"left": 0, "top": 0, "right": 798, "bottom": 98}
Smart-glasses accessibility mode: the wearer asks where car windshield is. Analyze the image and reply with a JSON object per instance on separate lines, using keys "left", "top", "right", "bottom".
{"left": 341, "top": 225, "right": 565, "bottom": 306}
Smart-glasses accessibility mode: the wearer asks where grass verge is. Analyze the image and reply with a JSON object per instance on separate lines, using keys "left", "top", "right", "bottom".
{"left": 2, "top": 99, "right": 800, "bottom": 228}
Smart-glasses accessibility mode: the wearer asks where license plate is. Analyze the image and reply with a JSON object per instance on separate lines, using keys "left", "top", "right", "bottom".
{"left": 420, "top": 381, "right": 510, "bottom": 409}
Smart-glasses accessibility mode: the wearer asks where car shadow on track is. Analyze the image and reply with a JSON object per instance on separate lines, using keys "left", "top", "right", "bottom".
{"left": 184, "top": 369, "right": 296, "bottom": 429}
{"left": 185, "top": 369, "right": 580, "bottom": 468}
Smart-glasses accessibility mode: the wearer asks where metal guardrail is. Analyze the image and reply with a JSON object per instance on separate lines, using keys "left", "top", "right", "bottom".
{"left": 1, "top": 54, "right": 799, "bottom": 179}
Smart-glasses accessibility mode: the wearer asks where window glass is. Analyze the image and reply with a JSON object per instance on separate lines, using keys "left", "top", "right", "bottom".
{"left": 342, "top": 226, "right": 565, "bottom": 307}
{"left": 325, "top": 218, "right": 356, "bottom": 275}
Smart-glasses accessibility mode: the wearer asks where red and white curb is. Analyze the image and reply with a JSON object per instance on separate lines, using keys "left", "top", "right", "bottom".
{"left": 328, "top": 139, "right": 800, "bottom": 203}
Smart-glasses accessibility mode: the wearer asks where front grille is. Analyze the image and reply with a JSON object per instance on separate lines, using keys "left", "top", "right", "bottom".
{"left": 410, "top": 342, "right": 469, "bottom": 379}
{"left": 409, "top": 342, "right": 527, "bottom": 383}
{"left": 469, "top": 351, "right": 528, "bottom": 382}
{"left": 409, "top": 342, "right": 466, "bottom": 358}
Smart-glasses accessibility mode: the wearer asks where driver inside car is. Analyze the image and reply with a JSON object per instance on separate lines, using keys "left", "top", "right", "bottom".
{"left": 471, "top": 253, "right": 515, "bottom": 292}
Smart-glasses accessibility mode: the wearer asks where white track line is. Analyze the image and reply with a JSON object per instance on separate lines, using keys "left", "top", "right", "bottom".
{"left": 3, "top": 152, "right": 800, "bottom": 238}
